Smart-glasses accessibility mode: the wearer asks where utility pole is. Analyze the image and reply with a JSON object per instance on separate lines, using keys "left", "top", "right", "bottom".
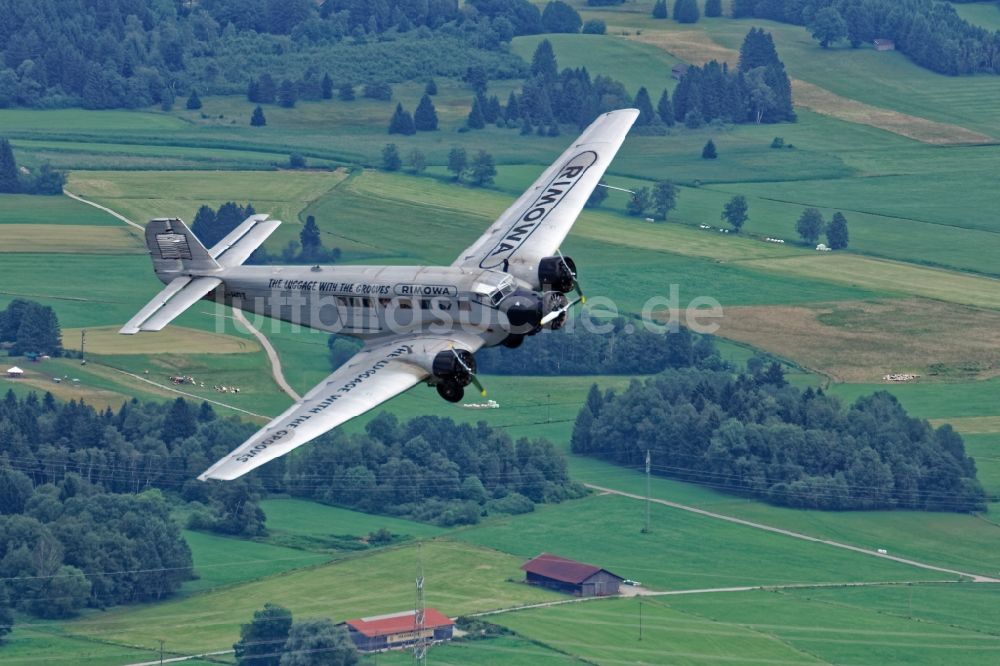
{"left": 638, "top": 600, "right": 643, "bottom": 641}
{"left": 80, "top": 329, "right": 86, "bottom": 364}
{"left": 642, "top": 449, "right": 651, "bottom": 533}
{"left": 158, "top": 638, "right": 164, "bottom": 665}
{"left": 413, "top": 542, "right": 426, "bottom": 666}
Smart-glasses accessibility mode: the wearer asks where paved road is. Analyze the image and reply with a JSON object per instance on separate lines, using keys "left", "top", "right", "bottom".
{"left": 587, "top": 483, "right": 1000, "bottom": 583}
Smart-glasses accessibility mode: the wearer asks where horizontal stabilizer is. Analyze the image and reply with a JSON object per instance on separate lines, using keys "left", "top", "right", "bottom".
{"left": 119, "top": 276, "right": 222, "bottom": 334}
{"left": 209, "top": 214, "right": 280, "bottom": 267}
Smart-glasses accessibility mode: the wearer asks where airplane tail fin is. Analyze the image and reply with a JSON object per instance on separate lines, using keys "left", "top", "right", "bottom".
{"left": 145, "top": 218, "right": 221, "bottom": 277}
{"left": 122, "top": 215, "right": 280, "bottom": 335}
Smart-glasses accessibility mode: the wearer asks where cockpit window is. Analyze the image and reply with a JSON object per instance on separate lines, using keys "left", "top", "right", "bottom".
{"left": 488, "top": 278, "right": 516, "bottom": 306}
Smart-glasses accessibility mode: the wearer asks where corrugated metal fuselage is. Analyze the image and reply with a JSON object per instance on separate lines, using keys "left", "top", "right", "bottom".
{"left": 189, "top": 263, "right": 517, "bottom": 347}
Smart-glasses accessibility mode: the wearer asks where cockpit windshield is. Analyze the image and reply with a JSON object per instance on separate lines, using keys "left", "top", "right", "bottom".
{"left": 488, "top": 276, "right": 516, "bottom": 306}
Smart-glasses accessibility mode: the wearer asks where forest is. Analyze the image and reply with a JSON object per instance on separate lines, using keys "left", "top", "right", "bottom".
{"left": 732, "top": 0, "right": 1000, "bottom": 76}
{"left": 572, "top": 362, "right": 988, "bottom": 512}
{"left": 284, "top": 412, "right": 585, "bottom": 525}
{"left": 0, "top": 0, "right": 540, "bottom": 109}
{"left": 0, "top": 386, "right": 579, "bottom": 626}
{"left": 476, "top": 320, "right": 727, "bottom": 375}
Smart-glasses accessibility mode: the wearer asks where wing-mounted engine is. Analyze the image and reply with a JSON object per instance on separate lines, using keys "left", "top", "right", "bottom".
{"left": 538, "top": 255, "right": 577, "bottom": 293}
{"left": 431, "top": 348, "right": 476, "bottom": 402}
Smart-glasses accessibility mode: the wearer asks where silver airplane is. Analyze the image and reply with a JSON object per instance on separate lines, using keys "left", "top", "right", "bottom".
{"left": 121, "top": 108, "right": 639, "bottom": 481}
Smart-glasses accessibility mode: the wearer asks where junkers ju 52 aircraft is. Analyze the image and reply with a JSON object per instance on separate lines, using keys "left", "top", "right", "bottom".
{"left": 121, "top": 108, "right": 639, "bottom": 481}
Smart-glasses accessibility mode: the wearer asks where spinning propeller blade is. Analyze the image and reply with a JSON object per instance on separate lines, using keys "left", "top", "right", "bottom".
{"left": 556, "top": 248, "right": 586, "bottom": 304}
{"left": 540, "top": 296, "right": 583, "bottom": 326}
{"left": 450, "top": 346, "right": 487, "bottom": 397}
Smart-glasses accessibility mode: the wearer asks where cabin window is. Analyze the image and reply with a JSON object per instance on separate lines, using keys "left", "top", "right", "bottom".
{"left": 420, "top": 299, "right": 432, "bottom": 310}
{"left": 336, "top": 296, "right": 349, "bottom": 307}
{"left": 397, "top": 298, "right": 413, "bottom": 310}
{"left": 458, "top": 300, "right": 471, "bottom": 312}
{"left": 378, "top": 298, "right": 392, "bottom": 308}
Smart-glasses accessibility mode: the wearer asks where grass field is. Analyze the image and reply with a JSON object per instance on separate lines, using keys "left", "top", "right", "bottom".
{"left": 701, "top": 16, "right": 1000, "bottom": 140}
{"left": 456, "top": 494, "right": 949, "bottom": 591}
{"left": 0, "top": 224, "right": 143, "bottom": 254}
{"left": 715, "top": 299, "right": 1000, "bottom": 382}
{"left": 499, "top": 595, "right": 830, "bottom": 665}
{"left": 0, "top": 628, "right": 163, "bottom": 666}
{"left": 378, "top": 635, "right": 576, "bottom": 665}
{"left": 564, "top": 456, "right": 1000, "bottom": 580}
{"left": 63, "top": 540, "right": 562, "bottom": 655}
{"left": 64, "top": 325, "right": 260, "bottom": 355}
{"left": 663, "top": 585, "right": 1000, "bottom": 666}
{"left": 66, "top": 169, "right": 346, "bottom": 233}
{"left": 0, "top": 193, "right": 118, "bottom": 226}
{"left": 181, "top": 529, "right": 330, "bottom": 594}
{"left": 259, "top": 498, "right": 446, "bottom": 541}
{"left": 956, "top": 1, "right": 1000, "bottom": 31}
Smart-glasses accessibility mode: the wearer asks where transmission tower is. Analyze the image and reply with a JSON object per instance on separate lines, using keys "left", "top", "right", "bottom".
{"left": 413, "top": 542, "right": 427, "bottom": 665}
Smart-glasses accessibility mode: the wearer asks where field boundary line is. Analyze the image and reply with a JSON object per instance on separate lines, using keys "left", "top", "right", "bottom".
{"left": 63, "top": 190, "right": 144, "bottom": 230}
{"left": 123, "top": 649, "right": 233, "bottom": 666}
{"left": 585, "top": 484, "right": 1000, "bottom": 583}
{"left": 232, "top": 308, "right": 301, "bottom": 401}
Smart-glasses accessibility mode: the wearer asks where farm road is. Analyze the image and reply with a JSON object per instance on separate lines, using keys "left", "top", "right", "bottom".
{"left": 64, "top": 190, "right": 144, "bottom": 230}
{"left": 65, "top": 191, "right": 301, "bottom": 403}
{"left": 586, "top": 484, "right": 1000, "bottom": 583}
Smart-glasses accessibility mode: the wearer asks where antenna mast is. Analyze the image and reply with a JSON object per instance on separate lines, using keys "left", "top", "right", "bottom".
{"left": 413, "top": 542, "right": 427, "bottom": 665}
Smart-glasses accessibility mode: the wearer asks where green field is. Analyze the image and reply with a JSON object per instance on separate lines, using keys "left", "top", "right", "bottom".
{"left": 378, "top": 635, "right": 575, "bottom": 665}
{"left": 259, "top": 498, "right": 447, "bottom": 541}
{"left": 63, "top": 540, "right": 562, "bottom": 655}
{"left": 956, "top": 1, "right": 1000, "bottom": 31}
{"left": 456, "top": 494, "right": 949, "bottom": 591}
{"left": 0, "top": 194, "right": 118, "bottom": 226}
{"left": 182, "top": 529, "right": 331, "bottom": 594}
{"left": 493, "top": 584, "right": 1000, "bottom": 666}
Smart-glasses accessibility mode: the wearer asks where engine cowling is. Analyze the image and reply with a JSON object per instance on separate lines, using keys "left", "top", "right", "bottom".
{"left": 538, "top": 256, "right": 577, "bottom": 293}
{"left": 431, "top": 349, "right": 476, "bottom": 387}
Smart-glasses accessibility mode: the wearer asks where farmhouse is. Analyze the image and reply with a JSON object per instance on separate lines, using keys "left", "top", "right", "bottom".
{"left": 5, "top": 366, "right": 24, "bottom": 378}
{"left": 873, "top": 38, "right": 895, "bottom": 51}
{"left": 671, "top": 63, "right": 690, "bottom": 80}
{"left": 522, "top": 552, "right": 623, "bottom": 597}
{"left": 341, "top": 608, "right": 454, "bottom": 653}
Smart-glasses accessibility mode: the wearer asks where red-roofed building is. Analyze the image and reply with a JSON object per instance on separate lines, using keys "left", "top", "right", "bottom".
{"left": 341, "top": 608, "right": 454, "bottom": 652}
{"left": 521, "top": 553, "right": 623, "bottom": 597}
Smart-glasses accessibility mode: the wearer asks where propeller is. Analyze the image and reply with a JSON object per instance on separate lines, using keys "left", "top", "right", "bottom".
{"left": 450, "top": 346, "right": 487, "bottom": 397}
{"left": 540, "top": 296, "right": 583, "bottom": 327}
{"left": 556, "top": 248, "right": 586, "bottom": 305}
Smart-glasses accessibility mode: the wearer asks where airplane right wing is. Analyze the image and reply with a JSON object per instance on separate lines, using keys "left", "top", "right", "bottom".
{"left": 198, "top": 333, "right": 485, "bottom": 481}
{"left": 452, "top": 108, "right": 639, "bottom": 288}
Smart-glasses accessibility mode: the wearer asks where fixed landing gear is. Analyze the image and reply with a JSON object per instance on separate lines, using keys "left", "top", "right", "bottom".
{"left": 436, "top": 381, "right": 464, "bottom": 403}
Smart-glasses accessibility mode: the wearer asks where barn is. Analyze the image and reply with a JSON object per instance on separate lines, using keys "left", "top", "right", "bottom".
{"left": 671, "top": 63, "right": 690, "bottom": 80}
{"left": 874, "top": 38, "right": 895, "bottom": 51}
{"left": 521, "top": 552, "right": 623, "bottom": 597}
{"left": 342, "top": 608, "right": 454, "bottom": 653}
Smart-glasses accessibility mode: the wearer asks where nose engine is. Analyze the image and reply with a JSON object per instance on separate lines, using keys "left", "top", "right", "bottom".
{"left": 501, "top": 289, "right": 569, "bottom": 335}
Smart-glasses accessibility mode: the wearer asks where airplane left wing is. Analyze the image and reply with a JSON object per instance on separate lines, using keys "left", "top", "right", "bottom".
{"left": 198, "top": 334, "right": 484, "bottom": 481}
{"left": 452, "top": 108, "right": 639, "bottom": 287}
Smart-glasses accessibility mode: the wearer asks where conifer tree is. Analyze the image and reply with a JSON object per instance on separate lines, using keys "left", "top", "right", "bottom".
{"left": 705, "top": 0, "right": 722, "bottom": 18}
{"left": 250, "top": 106, "right": 266, "bottom": 126}
{"left": 382, "top": 143, "right": 402, "bottom": 171}
{"left": 338, "top": 83, "right": 355, "bottom": 101}
{"left": 530, "top": 39, "right": 558, "bottom": 83}
{"left": 657, "top": 89, "right": 675, "bottom": 127}
{"left": 321, "top": 73, "right": 333, "bottom": 99}
{"left": 702, "top": 139, "right": 718, "bottom": 159}
{"left": 673, "top": 0, "right": 700, "bottom": 24}
{"left": 827, "top": 211, "right": 849, "bottom": 249}
{"left": 388, "top": 103, "right": 416, "bottom": 135}
{"left": 413, "top": 94, "right": 438, "bottom": 131}
{"left": 186, "top": 89, "right": 202, "bottom": 110}
{"left": 633, "top": 87, "right": 655, "bottom": 125}
{"left": 652, "top": 0, "right": 668, "bottom": 19}
{"left": 0, "top": 138, "right": 20, "bottom": 193}
{"left": 467, "top": 96, "right": 485, "bottom": 129}
{"left": 424, "top": 79, "right": 437, "bottom": 96}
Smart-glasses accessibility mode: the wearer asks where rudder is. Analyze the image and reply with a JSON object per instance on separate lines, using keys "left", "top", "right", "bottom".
{"left": 145, "top": 218, "right": 221, "bottom": 278}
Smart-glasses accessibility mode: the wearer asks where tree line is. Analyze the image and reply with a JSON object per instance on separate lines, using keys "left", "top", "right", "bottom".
{"left": 572, "top": 363, "right": 987, "bottom": 512}
{"left": 0, "top": 0, "right": 537, "bottom": 110}
{"left": 476, "top": 321, "right": 727, "bottom": 375}
{"left": 0, "top": 298, "right": 63, "bottom": 357}
{"left": 190, "top": 202, "right": 341, "bottom": 264}
{"left": 285, "top": 412, "right": 584, "bottom": 526}
{"left": 0, "top": 138, "right": 65, "bottom": 195}
{"left": 732, "top": 0, "right": 1000, "bottom": 76}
